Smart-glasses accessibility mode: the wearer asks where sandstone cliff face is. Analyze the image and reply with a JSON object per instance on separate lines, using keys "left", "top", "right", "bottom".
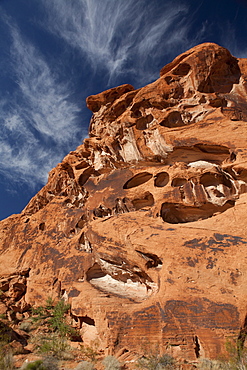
{"left": 1, "top": 42, "right": 247, "bottom": 362}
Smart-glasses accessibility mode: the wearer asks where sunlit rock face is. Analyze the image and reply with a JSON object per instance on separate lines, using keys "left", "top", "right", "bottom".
{"left": 1, "top": 42, "right": 247, "bottom": 362}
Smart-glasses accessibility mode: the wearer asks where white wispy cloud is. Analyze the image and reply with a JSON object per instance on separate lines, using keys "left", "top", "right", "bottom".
{"left": 40, "top": 0, "right": 203, "bottom": 85}
{"left": 0, "top": 20, "right": 84, "bottom": 188}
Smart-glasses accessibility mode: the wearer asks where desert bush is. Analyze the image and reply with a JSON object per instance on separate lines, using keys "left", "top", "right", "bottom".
{"left": 20, "top": 357, "right": 59, "bottom": 370}
{"left": 0, "top": 320, "right": 14, "bottom": 370}
{"left": 37, "top": 332, "right": 71, "bottom": 359}
{"left": 137, "top": 353, "right": 175, "bottom": 369}
{"left": 75, "top": 361, "right": 95, "bottom": 370}
{"left": 197, "top": 358, "right": 228, "bottom": 369}
{"left": 20, "top": 360, "right": 45, "bottom": 370}
{"left": 31, "top": 298, "right": 77, "bottom": 359}
{"left": 31, "top": 298, "right": 72, "bottom": 336}
{"left": 80, "top": 343, "right": 101, "bottom": 363}
{"left": 102, "top": 355, "right": 121, "bottom": 370}
{"left": 19, "top": 321, "right": 32, "bottom": 333}
{"left": 0, "top": 351, "right": 14, "bottom": 370}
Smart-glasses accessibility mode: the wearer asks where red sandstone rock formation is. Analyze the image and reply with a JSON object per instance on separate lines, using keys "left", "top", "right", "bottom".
{"left": 1, "top": 42, "right": 247, "bottom": 362}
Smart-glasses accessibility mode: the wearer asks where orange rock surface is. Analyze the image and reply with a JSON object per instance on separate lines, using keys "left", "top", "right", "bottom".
{"left": 1, "top": 42, "right": 247, "bottom": 362}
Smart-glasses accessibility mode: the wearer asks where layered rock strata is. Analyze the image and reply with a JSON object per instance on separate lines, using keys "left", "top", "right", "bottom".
{"left": 1, "top": 43, "right": 247, "bottom": 362}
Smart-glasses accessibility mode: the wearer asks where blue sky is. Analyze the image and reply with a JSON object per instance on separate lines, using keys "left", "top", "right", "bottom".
{"left": 0, "top": 0, "right": 247, "bottom": 220}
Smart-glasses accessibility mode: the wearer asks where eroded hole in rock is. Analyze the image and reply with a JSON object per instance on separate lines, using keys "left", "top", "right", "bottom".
{"left": 209, "top": 97, "right": 227, "bottom": 108}
{"left": 39, "top": 222, "right": 45, "bottom": 231}
{"left": 166, "top": 145, "right": 230, "bottom": 166}
{"left": 159, "top": 111, "right": 184, "bottom": 128}
{"left": 86, "top": 263, "right": 106, "bottom": 280}
{"left": 123, "top": 172, "right": 153, "bottom": 189}
{"left": 164, "top": 76, "right": 174, "bottom": 85}
{"left": 136, "top": 250, "right": 163, "bottom": 269}
{"left": 221, "top": 106, "right": 242, "bottom": 121}
{"left": 131, "top": 109, "right": 141, "bottom": 118}
{"left": 160, "top": 200, "right": 235, "bottom": 223}
{"left": 94, "top": 205, "right": 112, "bottom": 218}
{"left": 200, "top": 172, "right": 232, "bottom": 189}
{"left": 86, "top": 260, "right": 158, "bottom": 301}
{"left": 131, "top": 100, "right": 151, "bottom": 115}
{"left": 80, "top": 316, "right": 95, "bottom": 326}
{"left": 76, "top": 215, "right": 87, "bottom": 229}
{"left": 78, "top": 167, "right": 99, "bottom": 187}
{"left": 61, "top": 162, "right": 75, "bottom": 179}
{"left": 77, "top": 233, "right": 92, "bottom": 253}
{"left": 136, "top": 114, "right": 153, "bottom": 130}
{"left": 235, "top": 168, "right": 247, "bottom": 182}
{"left": 195, "top": 143, "right": 230, "bottom": 155}
{"left": 230, "top": 152, "right": 236, "bottom": 162}
{"left": 111, "top": 101, "right": 128, "bottom": 119}
{"left": 171, "top": 178, "right": 187, "bottom": 187}
{"left": 132, "top": 192, "right": 154, "bottom": 210}
{"left": 75, "top": 161, "right": 88, "bottom": 170}
{"left": 172, "top": 62, "right": 191, "bottom": 76}
{"left": 114, "top": 198, "right": 134, "bottom": 214}
{"left": 154, "top": 172, "right": 169, "bottom": 187}
{"left": 69, "top": 228, "right": 76, "bottom": 237}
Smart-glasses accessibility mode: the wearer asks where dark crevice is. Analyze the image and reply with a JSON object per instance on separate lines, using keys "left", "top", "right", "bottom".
{"left": 136, "top": 250, "right": 163, "bottom": 268}
{"left": 86, "top": 263, "right": 106, "bottom": 280}
{"left": 39, "top": 222, "right": 45, "bottom": 231}
{"left": 94, "top": 205, "right": 112, "bottom": 218}
{"left": 61, "top": 163, "right": 75, "bottom": 179}
{"left": 75, "top": 161, "right": 88, "bottom": 170}
{"left": 76, "top": 215, "right": 87, "bottom": 229}
{"left": 195, "top": 144, "right": 230, "bottom": 155}
{"left": 114, "top": 197, "right": 134, "bottom": 214}
{"left": 80, "top": 316, "right": 95, "bottom": 326}
{"left": 237, "top": 314, "right": 247, "bottom": 359}
{"left": 194, "top": 335, "right": 200, "bottom": 358}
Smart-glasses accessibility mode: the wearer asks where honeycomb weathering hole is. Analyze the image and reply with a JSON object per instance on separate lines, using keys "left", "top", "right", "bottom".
{"left": 135, "top": 114, "right": 153, "bottom": 130}
{"left": 172, "top": 62, "right": 191, "bottom": 76}
{"left": 154, "top": 172, "right": 169, "bottom": 187}
{"left": 200, "top": 172, "right": 232, "bottom": 189}
{"left": 159, "top": 111, "right": 184, "bottom": 128}
{"left": 160, "top": 200, "right": 235, "bottom": 224}
{"left": 171, "top": 178, "right": 187, "bottom": 187}
{"left": 132, "top": 192, "right": 154, "bottom": 210}
{"left": 123, "top": 172, "right": 153, "bottom": 189}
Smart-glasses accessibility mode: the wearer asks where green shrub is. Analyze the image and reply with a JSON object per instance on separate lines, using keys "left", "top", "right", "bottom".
{"left": 80, "top": 344, "right": 100, "bottom": 363}
{"left": 32, "top": 298, "right": 76, "bottom": 338}
{"left": 0, "top": 351, "right": 14, "bottom": 370}
{"left": 19, "top": 321, "right": 32, "bottom": 333}
{"left": 75, "top": 361, "right": 95, "bottom": 370}
{"left": 37, "top": 333, "right": 70, "bottom": 359}
{"left": 102, "top": 355, "right": 121, "bottom": 370}
{"left": 137, "top": 353, "right": 175, "bottom": 369}
{"left": 0, "top": 321, "right": 14, "bottom": 370}
{"left": 197, "top": 358, "right": 228, "bottom": 369}
{"left": 20, "top": 357, "right": 59, "bottom": 370}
